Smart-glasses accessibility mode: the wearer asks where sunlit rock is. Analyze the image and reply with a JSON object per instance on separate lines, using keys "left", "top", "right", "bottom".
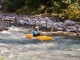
{"left": 40, "top": 20, "right": 46, "bottom": 27}
{"left": 75, "top": 24, "right": 80, "bottom": 28}
{"left": 19, "top": 20, "right": 25, "bottom": 25}
{"left": 52, "top": 22, "right": 58, "bottom": 29}
{"left": 56, "top": 27, "right": 64, "bottom": 31}
{"left": 24, "top": 17, "right": 31, "bottom": 25}
{"left": 64, "top": 20, "right": 76, "bottom": 26}
{"left": 29, "top": 20, "right": 35, "bottom": 25}
{"left": 0, "top": 12, "right": 80, "bottom": 33}
{"left": 57, "top": 22, "right": 64, "bottom": 28}
{"left": 66, "top": 28, "right": 75, "bottom": 32}
{"left": 47, "top": 23, "right": 53, "bottom": 28}
{"left": 35, "top": 20, "right": 41, "bottom": 26}
{"left": 45, "top": 17, "right": 51, "bottom": 22}
{"left": 66, "top": 26, "right": 77, "bottom": 32}
{"left": 46, "top": 20, "right": 53, "bottom": 29}
{"left": 78, "top": 28, "right": 80, "bottom": 32}
{"left": 67, "top": 26, "right": 76, "bottom": 29}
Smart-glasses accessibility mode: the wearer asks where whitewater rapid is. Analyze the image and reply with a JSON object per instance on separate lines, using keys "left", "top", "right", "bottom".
{"left": 0, "top": 26, "right": 80, "bottom": 60}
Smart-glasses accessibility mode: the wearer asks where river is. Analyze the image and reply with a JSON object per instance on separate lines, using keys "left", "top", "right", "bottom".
{"left": 0, "top": 26, "right": 80, "bottom": 60}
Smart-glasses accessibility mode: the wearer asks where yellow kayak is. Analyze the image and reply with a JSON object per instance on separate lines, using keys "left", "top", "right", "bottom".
{"left": 26, "top": 34, "right": 53, "bottom": 41}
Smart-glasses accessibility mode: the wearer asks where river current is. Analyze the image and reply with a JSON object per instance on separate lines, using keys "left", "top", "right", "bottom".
{"left": 0, "top": 26, "right": 80, "bottom": 60}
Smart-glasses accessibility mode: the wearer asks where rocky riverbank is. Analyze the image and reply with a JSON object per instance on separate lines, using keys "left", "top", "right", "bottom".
{"left": 0, "top": 11, "right": 80, "bottom": 36}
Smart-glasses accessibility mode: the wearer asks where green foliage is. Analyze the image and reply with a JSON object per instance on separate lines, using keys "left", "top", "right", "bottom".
{"left": 52, "top": 1, "right": 68, "bottom": 13}
{"left": 62, "top": 2, "right": 80, "bottom": 21}
{"left": 5, "top": 0, "right": 25, "bottom": 12}
{"left": 4, "top": 0, "right": 80, "bottom": 21}
{"left": 16, "top": 6, "right": 28, "bottom": 14}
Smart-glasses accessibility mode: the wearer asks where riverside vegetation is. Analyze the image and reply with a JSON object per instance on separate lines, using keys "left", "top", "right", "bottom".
{"left": 1, "top": 0, "right": 79, "bottom": 21}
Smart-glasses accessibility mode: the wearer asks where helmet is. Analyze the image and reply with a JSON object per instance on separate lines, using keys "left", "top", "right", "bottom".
{"left": 35, "top": 26, "right": 39, "bottom": 29}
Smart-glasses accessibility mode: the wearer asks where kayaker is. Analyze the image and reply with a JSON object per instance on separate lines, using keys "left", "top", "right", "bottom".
{"left": 33, "top": 26, "right": 41, "bottom": 37}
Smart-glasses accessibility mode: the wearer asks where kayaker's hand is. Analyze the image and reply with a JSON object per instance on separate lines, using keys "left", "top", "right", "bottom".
{"left": 38, "top": 31, "right": 42, "bottom": 35}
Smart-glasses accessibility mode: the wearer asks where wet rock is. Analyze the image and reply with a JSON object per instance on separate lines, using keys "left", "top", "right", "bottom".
{"left": 0, "top": 26, "right": 8, "bottom": 31}
{"left": 40, "top": 20, "right": 46, "bottom": 27}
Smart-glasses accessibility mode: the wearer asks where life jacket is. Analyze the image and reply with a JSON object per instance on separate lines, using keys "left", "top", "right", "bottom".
{"left": 33, "top": 30, "right": 38, "bottom": 36}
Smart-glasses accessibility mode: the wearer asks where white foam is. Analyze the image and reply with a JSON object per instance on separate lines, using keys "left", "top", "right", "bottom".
{"left": 1, "top": 30, "right": 10, "bottom": 34}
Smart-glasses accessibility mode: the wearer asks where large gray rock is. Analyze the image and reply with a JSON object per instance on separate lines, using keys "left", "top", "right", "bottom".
{"left": 18, "top": 20, "right": 25, "bottom": 25}
{"left": 64, "top": 20, "right": 76, "bottom": 26}
{"left": 40, "top": 20, "right": 46, "bottom": 27}
{"left": 52, "top": 22, "right": 58, "bottom": 29}
{"left": 66, "top": 26, "right": 77, "bottom": 32}
{"left": 78, "top": 28, "right": 80, "bottom": 32}
{"left": 35, "top": 20, "right": 41, "bottom": 26}
{"left": 57, "top": 22, "right": 64, "bottom": 28}
{"left": 56, "top": 27, "right": 64, "bottom": 31}
{"left": 46, "top": 20, "right": 53, "bottom": 28}
{"left": 29, "top": 20, "right": 35, "bottom": 25}
{"left": 75, "top": 24, "right": 80, "bottom": 28}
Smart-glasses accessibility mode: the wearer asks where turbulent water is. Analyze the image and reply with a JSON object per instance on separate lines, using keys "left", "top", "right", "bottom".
{"left": 0, "top": 26, "right": 80, "bottom": 60}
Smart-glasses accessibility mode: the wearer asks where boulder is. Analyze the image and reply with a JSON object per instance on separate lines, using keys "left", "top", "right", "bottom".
{"left": 66, "top": 26, "right": 77, "bottom": 32}
{"left": 78, "top": 28, "right": 80, "bottom": 32}
{"left": 52, "top": 22, "right": 58, "bottom": 29}
{"left": 75, "top": 24, "right": 80, "bottom": 28}
{"left": 56, "top": 27, "right": 64, "bottom": 31}
{"left": 29, "top": 20, "right": 35, "bottom": 25}
{"left": 35, "top": 20, "right": 41, "bottom": 26}
{"left": 40, "top": 20, "right": 46, "bottom": 27}
{"left": 18, "top": 20, "right": 25, "bottom": 25}
{"left": 46, "top": 21, "right": 53, "bottom": 29}
{"left": 57, "top": 22, "right": 64, "bottom": 28}
{"left": 64, "top": 19, "right": 76, "bottom": 26}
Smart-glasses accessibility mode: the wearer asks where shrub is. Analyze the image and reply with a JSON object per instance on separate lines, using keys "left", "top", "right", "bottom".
{"left": 5, "top": 0, "right": 25, "bottom": 12}
{"left": 62, "top": 3, "right": 80, "bottom": 21}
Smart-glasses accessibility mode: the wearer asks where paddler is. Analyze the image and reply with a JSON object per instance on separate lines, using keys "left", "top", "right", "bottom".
{"left": 33, "top": 26, "right": 42, "bottom": 37}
